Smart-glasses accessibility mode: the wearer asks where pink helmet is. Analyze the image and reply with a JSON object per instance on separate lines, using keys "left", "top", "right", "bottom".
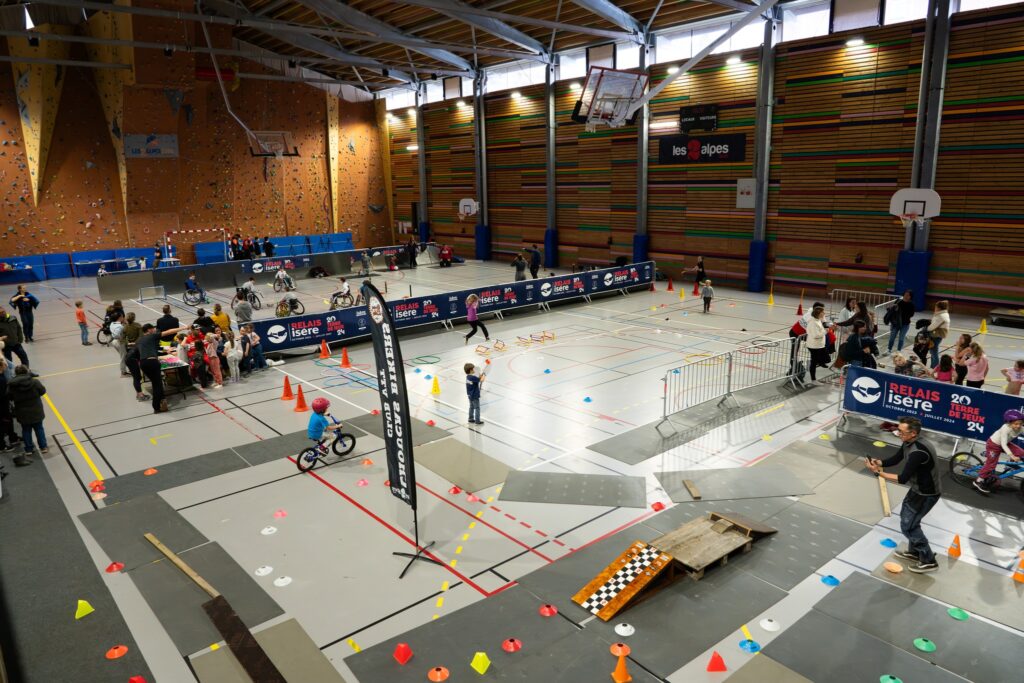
{"left": 311, "top": 397, "right": 330, "bottom": 414}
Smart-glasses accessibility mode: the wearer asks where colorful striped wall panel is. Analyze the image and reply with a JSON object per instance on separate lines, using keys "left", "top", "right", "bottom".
{"left": 647, "top": 50, "right": 760, "bottom": 287}
{"left": 387, "top": 109, "right": 419, "bottom": 229}
{"left": 486, "top": 84, "right": 547, "bottom": 261}
{"left": 423, "top": 100, "right": 477, "bottom": 255}
{"left": 554, "top": 82, "right": 639, "bottom": 268}
{"left": 931, "top": 6, "right": 1024, "bottom": 306}
{"left": 767, "top": 23, "right": 923, "bottom": 295}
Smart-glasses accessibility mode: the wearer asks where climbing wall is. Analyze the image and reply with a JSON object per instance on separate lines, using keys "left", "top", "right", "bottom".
{"left": 338, "top": 99, "right": 390, "bottom": 248}
{"left": 0, "top": 59, "right": 127, "bottom": 256}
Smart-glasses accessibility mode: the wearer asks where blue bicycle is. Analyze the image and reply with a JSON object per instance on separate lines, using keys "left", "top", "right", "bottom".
{"left": 949, "top": 452, "right": 1024, "bottom": 503}
{"left": 296, "top": 415, "right": 356, "bottom": 472}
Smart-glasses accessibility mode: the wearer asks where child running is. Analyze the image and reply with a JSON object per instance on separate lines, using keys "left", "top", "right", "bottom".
{"left": 465, "top": 362, "right": 485, "bottom": 425}
{"left": 973, "top": 410, "right": 1024, "bottom": 494}
{"left": 464, "top": 294, "right": 489, "bottom": 344}
{"left": 1001, "top": 360, "right": 1024, "bottom": 395}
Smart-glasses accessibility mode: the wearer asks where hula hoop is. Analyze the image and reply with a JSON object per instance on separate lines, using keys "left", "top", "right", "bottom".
{"left": 411, "top": 355, "right": 441, "bottom": 365}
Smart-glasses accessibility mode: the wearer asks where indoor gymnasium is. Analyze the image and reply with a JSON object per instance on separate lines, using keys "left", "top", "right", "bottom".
{"left": 1, "top": 1, "right": 1024, "bottom": 682}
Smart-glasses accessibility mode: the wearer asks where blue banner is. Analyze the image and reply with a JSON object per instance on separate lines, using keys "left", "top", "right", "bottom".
{"left": 843, "top": 366, "right": 1024, "bottom": 444}
{"left": 241, "top": 255, "right": 314, "bottom": 275}
{"left": 254, "top": 261, "right": 654, "bottom": 350}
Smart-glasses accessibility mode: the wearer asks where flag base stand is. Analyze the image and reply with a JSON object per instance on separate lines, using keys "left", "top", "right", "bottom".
{"left": 393, "top": 510, "right": 442, "bottom": 579}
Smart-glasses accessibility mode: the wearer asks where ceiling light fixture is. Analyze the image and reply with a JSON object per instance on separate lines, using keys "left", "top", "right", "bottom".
{"left": 727, "top": 56, "right": 741, "bottom": 65}
{"left": 846, "top": 38, "right": 865, "bottom": 47}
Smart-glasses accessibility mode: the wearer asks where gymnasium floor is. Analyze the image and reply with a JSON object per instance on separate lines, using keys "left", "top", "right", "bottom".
{"left": 7, "top": 261, "right": 1024, "bottom": 682}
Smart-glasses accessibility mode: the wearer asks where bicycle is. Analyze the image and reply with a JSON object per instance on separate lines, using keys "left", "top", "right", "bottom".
{"left": 96, "top": 325, "right": 113, "bottom": 346}
{"left": 948, "top": 451, "right": 1024, "bottom": 503}
{"left": 296, "top": 416, "right": 356, "bottom": 472}
{"left": 329, "top": 292, "right": 356, "bottom": 310}
{"left": 275, "top": 299, "right": 305, "bottom": 317}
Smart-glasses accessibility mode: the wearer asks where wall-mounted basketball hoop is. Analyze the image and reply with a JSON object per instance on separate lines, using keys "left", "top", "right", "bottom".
{"left": 890, "top": 188, "right": 941, "bottom": 251}
{"left": 248, "top": 130, "right": 299, "bottom": 159}
{"left": 571, "top": 66, "right": 647, "bottom": 132}
{"left": 458, "top": 197, "right": 479, "bottom": 222}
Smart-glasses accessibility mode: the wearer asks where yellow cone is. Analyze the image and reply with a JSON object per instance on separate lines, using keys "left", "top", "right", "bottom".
{"left": 978, "top": 318, "right": 988, "bottom": 334}
{"left": 431, "top": 376, "right": 441, "bottom": 395}
{"left": 75, "top": 599, "right": 95, "bottom": 620}
{"left": 678, "top": 288, "right": 685, "bottom": 301}
{"left": 470, "top": 651, "right": 491, "bottom": 675}
{"left": 767, "top": 293, "right": 775, "bottom": 306}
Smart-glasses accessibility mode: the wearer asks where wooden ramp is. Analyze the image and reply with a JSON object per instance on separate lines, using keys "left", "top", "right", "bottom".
{"left": 571, "top": 541, "right": 673, "bottom": 621}
{"left": 572, "top": 514, "right": 776, "bottom": 620}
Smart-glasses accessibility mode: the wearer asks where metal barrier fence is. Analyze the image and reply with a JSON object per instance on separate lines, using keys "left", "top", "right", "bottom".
{"left": 828, "top": 289, "right": 898, "bottom": 349}
{"left": 658, "top": 335, "right": 806, "bottom": 433}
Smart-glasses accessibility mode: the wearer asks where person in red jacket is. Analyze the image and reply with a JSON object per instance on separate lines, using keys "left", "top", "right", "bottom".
{"left": 439, "top": 244, "right": 454, "bottom": 268}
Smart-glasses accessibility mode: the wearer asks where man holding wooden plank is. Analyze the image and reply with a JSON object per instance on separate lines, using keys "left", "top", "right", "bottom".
{"left": 864, "top": 416, "right": 942, "bottom": 574}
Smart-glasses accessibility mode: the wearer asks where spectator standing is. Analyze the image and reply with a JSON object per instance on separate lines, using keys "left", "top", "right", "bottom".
{"left": 865, "top": 417, "right": 941, "bottom": 574}
{"left": 124, "top": 343, "right": 148, "bottom": 403}
{"left": 0, "top": 358, "right": 24, "bottom": 463}
{"left": 805, "top": 306, "right": 830, "bottom": 383}
{"left": 263, "top": 236, "right": 274, "bottom": 258}
{"left": 224, "top": 330, "right": 243, "bottom": 383}
{"left": 926, "top": 300, "right": 951, "bottom": 367}
{"left": 74, "top": 301, "right": 92, "bottom": 346}
{"left": 407, "top": 238, "right": 418, "bottom": 268}
{"left": 153, "top": 241, "right": 162, "bottom": 268}
{"left": 964, "top": 342, "right": 988, "bottom": 389}
{"left": 700, "top": 280, "right": 714, "bottom": 313}
{"left": 886, "top": 290, "right": 916, "bottom": 353}
{"left": 137, "top": 323, "right": 180, "bottom": 413}
{"left": 210, "top": 303, "right": 231, "bottom": 334}
{"left": 951, "top": 334, "right": 972, "bottom": 385}
{"left": 233, "top": 295, "right": 253, "bottom": 325}
{"left": 8, "top": 365, "right": 48, "bottom": 457}
{"left": 838, "top": 297, "right": 857, "bottom": 324}
{"left": 0, "top": 307, "right": 29, "bottom": 371}
{"left": 9, "top": 285, "right": 39, "bottom": 342}
{"left": 692, "top": 256, "right": 707, "bottom": 285}
{"left": 526, "top": 245, "right": 542, "bottom": 278}
{"left": 1001, "top": 360, "right": 1024, "bottom": 395}
{"left": 192, "top": 308, "right": 217, "bottom": 335}
{"left": 840, "top": 320, "right": 870, "bottom": 367}
{"left": 511, "top": 254, "right": 528, "bottom": 281}
{"left": 110, "top": 313, "right": 128, "bottom": 377}
{"left": 156, "top": 304, "right": 180, "bottom": 339}
{"left": 205, "top": 333, "right": 223, "bottom": 389}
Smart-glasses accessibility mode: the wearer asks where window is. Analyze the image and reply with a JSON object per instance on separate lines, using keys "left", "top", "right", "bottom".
{"left": 616, "top": 42, "right": 641, "bottom": 70}
{"left": 655, "top": 29, "right": 692, "bottom": 63}
{"left": 587, "top": 43, "right": 615, "bottom": 69}
{"left": 832, "top": 0, "right": 881, "bottom": 32}
{"left": 780, "top": 1, "right": 831, "bottom": 43}
{"left": 425, "top": 80, "right": 443, "bottom": 103}
{"left": 383, "top": 88, "right": 415, "bottom": 111}
{"left": 462, "top": 77, "right": 475, "bottom": 96}
{"left": 729, "top": 20, "right": 767, "bottom": 51}
{"left": 884, "top": 0, "right": 928, "bottom": 23}
{"left": 693, "top": 24, "right": 728, "bottom": 54}
{"left": 558, "top": 49, "right": 587, "bottom": 80}
{"left": 485, "top": 60, "right": 545, "bottom": 93}
{"left": 443, "top": 76, "right": 462, "bottom": 100}
{"left": 959, "top": 0, "right": 1022, "bottom": 9}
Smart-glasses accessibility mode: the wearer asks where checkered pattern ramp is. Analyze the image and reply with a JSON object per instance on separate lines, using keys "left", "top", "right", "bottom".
{"left": 572, "top": 541, "right": 673, "bottom": 621}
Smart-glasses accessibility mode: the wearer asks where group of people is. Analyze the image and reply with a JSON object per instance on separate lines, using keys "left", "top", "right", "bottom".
{"left": 226, "top": 235, "right": 274, "bottom": 261}
{"left": 0, "top": 292, "right": 47, "bottom": 473}
{"left": 95, "top": 301, "right": 283, "bottom": 414}
{"left": 509, "top": 246, "right": 543, "bottom": 280}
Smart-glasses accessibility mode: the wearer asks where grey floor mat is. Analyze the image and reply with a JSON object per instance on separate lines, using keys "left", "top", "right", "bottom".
{"left": 414, "top": 437, "right": 510, "bottom": 492}
{"left": 655, "top": 464, "right": 812, "bottom": 502}
{"left": 233, "top": 431, "right": 318, "bottom": 466}
{"left": 726, "top": 656, "right": 813, "bottom": 682}
{"left": 817, "top": 572, "right": 1023, "bottom": 683}
{"left": 588, "top": 383, "right": 821, "bottom": 465}
{"left": 102, "top": 449, "right": 249, "bottom": 505}
{"left": 499, "top": 471, "right": 647, "bottom": 508}
{"left": 871, "top": 554, "right": 1024, "bottom": 633}
{"left": 764, "top": 610, "right": 965, "bottom": 683}
{"left": 348, "top": 413, "right": 449, "bottom": 447}
{"left": 347, "top": 586, "right": 599, "bottom": 682}
{"left": 935, "top": 466, "right": 1023, "bottom": 520}
{"left": 579, "top": 563, "right": 787, "bottom": 679}
{"left": 756, "top": 439, "right": 851, "bottom": 488}
{"left": 800, "top": 459, "right": 908, "bottom": 526}
{"left": 79, "top": 493, "right": 208, "bottom": 570}
{"left": 191, "top": 618, "right": 348, "bottom": 682}
{"left": 128, "top": 541, "right": 284, "bottom": 657}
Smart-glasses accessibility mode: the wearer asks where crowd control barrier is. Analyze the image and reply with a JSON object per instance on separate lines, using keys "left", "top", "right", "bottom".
{"left": 839, "top": 365, "right": 1024, "bottom": 452}
{"left": 251, "top": 262, "right": 655, "bottom": 351}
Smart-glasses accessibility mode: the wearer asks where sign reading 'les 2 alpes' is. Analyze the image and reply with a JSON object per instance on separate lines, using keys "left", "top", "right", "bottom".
{"left": 658, "top": 133, "right": 746, "bottom": 164}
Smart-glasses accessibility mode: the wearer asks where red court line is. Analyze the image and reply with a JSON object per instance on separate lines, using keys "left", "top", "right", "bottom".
{"left": 416, "top": 484, "right": 555, "bottom": 564}
{"left": 195, "top": 393, "right": 267, "bottom": 442}
{"left": 567, "top": 509, "right": 659, "bottom": 556}
{"left": 297, "top": 464, "right": 497, "bottom": 597}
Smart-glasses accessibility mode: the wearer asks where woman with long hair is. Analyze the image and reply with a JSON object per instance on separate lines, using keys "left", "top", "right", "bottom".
{"left": 964, "top": 342, "right": 989, "bottom": 389}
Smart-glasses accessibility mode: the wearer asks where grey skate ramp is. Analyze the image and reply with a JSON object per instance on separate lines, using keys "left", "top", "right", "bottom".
{"left": 655, "top": 465, "right": 812, "bottom": 502}
{"left": 499, "top": 471, "right": 647, "bottom": 508}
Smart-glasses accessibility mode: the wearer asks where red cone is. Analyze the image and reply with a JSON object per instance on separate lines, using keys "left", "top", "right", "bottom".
{"left": 796, "top": 303, "right": 803, "bottom": 316}
{"left": 293, "top": 386, "right": 309, "bottom": 412}
{"left": 392, "top": 642, "right": 413, "bottom": 665}
{"left": 692, "top": 280, "right": 700, "bottom": 295}
{"left": 666, "top": 278, "right": 674, "bottom": 292}
{"left": 706, "top": 651, "right": 727, "bottom": 672}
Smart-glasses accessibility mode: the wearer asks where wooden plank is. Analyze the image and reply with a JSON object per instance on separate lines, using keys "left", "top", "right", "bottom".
{"left": 878, "top": 472, "right": 892, "bottom": 517}
{"left": 708, "top": 511, "right": 778, "bottom": 538}
{"left": 571, "top": 540, "right": 673, "bottom": 621}
{"left": 651, "top": 517, "right": 750, "bottom": 573}
{"left": 144, "top": 532, "right": 219, "bottom": 598}
{"left": 682, "top": 478, "right": 701, "bottom": 500}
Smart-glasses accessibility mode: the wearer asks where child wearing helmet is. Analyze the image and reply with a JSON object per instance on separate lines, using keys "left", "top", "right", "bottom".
{"left": 973, "top": 409, "right": 1024, "bottom": 494}
{"left": 307, "top": 396, "right": 340, "bottom": 445}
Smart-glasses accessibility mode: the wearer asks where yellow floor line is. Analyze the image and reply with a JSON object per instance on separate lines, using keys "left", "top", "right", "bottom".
{"left": 44, "top": 394, "right": 103, "bottom": 481}
{"left": 40, "top": 362, "right": 118, "bottom": 379}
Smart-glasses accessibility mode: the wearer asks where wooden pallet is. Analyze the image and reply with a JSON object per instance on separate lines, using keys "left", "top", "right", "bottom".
{"left": 571, "top": 541, "right": 673, "bottom": 621}
{"left": 651, "top": 512, "right": 777, "bottom": 580}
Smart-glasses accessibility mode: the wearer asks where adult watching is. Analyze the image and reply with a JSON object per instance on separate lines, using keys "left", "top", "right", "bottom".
{"left": 137, "top": 323, "right": 183, "bottom": 413}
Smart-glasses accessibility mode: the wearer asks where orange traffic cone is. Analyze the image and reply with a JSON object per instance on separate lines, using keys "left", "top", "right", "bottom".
{"left": 796, "top": 303, "right": 803, "bottom": 316}
{"left": 610, "top": 643, "right": 631, "bottom": 683}
{"left": 948, "top": 534, "right": 961, "bottom": 558}
{"left": 293, "top": 386, "right": 310, "bottom": 412}
{"left": 281, "top": 376, "right": 294, "bottom": 400}
{"left": 666, "top": 278, "right": 674, "bottom": 292}
{"left": 319, "top": 340, "right": 330, "bottom": 359}
{"left": 340, "top": 347, "right": 352, "bottom": 369}
{"left": 1012, "top": 555, "right": 1024, "bottom": 584}
{"left": 692, "top": 279, "right": 700, "bottom": 296}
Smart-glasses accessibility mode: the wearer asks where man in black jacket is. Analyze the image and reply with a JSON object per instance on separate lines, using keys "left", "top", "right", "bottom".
{"left": 866, "top": 416, "right": 941, "bottom": 573}
{"left": 8, "top": 365, "right": 47, "bottom": 458}
{"left": 0, "top": 306, "right": 30, "bottom": 370}
{"left": 0, "top": 358, "right": 24, "bottom": 464}
{"left": 886, "top": 289, "right": 917, "bottom": 354}
{"left": 9, "top": 285, "right": 39, "bottom": 342}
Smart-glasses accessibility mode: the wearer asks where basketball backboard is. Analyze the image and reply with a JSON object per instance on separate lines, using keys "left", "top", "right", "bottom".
{"left": 889, "top": 188, "right": 941, "bottom": 220}
{"left": 571, "top": 66, "right": 647, "bottom": 130}
{"left": 248, "top": 130, "right": 299, "bottom": 158}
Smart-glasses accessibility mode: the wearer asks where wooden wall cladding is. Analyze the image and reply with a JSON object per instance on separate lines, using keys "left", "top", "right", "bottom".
{"left": 387, "top": 108, "right": 419, "bottom": 231}
{"left": 648, "top": 51, "right": 760, "bottom": 286}
{"left": 486, "top": 83, "right": 546, "bottom": 261}
{"left": 931, "top": 6, "right": 1024, "bottom": 307}
{"left": 554, "top": 82, "right": 638, "bottom": 268}
{"left": 767, "top": 23, "right": 923, "bottom": 295}
{"left": 423, "top": 99, "right": 476, "bottom": 256}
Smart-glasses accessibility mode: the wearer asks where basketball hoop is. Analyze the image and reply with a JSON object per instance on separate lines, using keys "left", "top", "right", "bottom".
{"left": 573, "top": 67, "right": 647, "bottom": 131}
{"left": 899, "top": 213, "right": 920, "bottom": 229}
